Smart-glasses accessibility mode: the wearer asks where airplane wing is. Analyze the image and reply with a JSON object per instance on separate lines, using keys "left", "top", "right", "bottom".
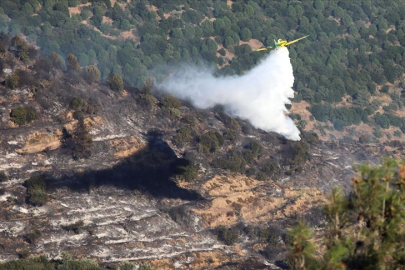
{"left": 254, "top": 46, "right": 274, "bottom": 52}
{"left": 284, "top": 35, "right": 309, "bottom": 46}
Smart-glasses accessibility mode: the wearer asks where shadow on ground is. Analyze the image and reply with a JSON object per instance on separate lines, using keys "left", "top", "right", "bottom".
{"left": 47, "top": 130, "right": 202, "bottom": 201}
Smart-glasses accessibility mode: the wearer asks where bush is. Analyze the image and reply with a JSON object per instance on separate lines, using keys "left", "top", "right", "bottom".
{"left": 0, "top": 171, "right": 8, "bottom": 182}
{"left": 28, "top": 189, "right": 48, "bottom": 206}
{"left": 139, "top": 264, "right": 155, "bottom": 270}
{"left": 62, "top": 220, "right": 84, "bottom": 234}
{"left": 67, "top": 53, "right": 81, "bottom": 72}
{"left": 120, "top": 261, "right": 135, "bottom": 270}
{"left": 380, "top": 84, "right": 389, "bottom": 93}
{"left": 217, "top": 152, "right": 246, "bottom": 173}
{"left": 72, "top": 118, "right": 92, "bottom": 160}
{"left": 259, "top": 226, "right": 281, "bottom": 247}
{"left": 261, "top": 162, "right": 279, "bottom": 179}
{"left": 108, "top": 73, "right": 124, "bottom": 92}
{"left": 285, "top": 141, "right": 310, "bottom": 174}
{"left": 5, "top": 74, "right": 19, "bottom": 89}
{"left": 0, "top": 254, "right": 103, "bottom": 269}
{"left": 25, "top": 174, "right": 47, "bottom": 206}
{"left": 174, "top": 158, "right": 199, "bottom": 182}
{"left": 161, "top": 94, "right": 181, "bottom": 109}
{"left": 10, "top": 106, "right": 37, "bottom": 126}
{"left": 70, "top": 97, "right": 85, "bottom": 111}
{"left": 85, "top": 65, "right": 100, "bottom": 83}
{"left": 138, "top": 93, "right": 157, "bottom": 109}
{"left": 224, "top": 128, "right": 238, "bottom": 141}
{"left": 198, "top": 130, "right": 224, "bottom": 154}
{"left": 24, "top": 229, "right": 42, "bottom": 244}
{"left": 255, "top": 171, "right": 268, "bottom": 181}
{"left": 173, "top": 126, "right": 194, "bottom": 147}
{"left": 374, "top": 112, "right": 390, "bottom": 129}
{"left": 217, "top": 225, "right": 238, "bottom": 245}
{"left": 49, "top": 52, "right": 63, "bottom": 70}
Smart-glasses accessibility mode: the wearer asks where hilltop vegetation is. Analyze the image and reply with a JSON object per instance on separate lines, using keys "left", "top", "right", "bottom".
{"left": 287, "top": 159, "right": 405, "bottom": 269}
{"left": 0, "top": 0, "right": 405, "bottom": 141}
{"left": 1, "top": 0, "right": 405, "bottom": 142}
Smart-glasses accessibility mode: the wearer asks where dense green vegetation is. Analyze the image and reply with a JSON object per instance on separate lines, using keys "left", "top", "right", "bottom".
{"left": 0, "top": 252, "right": 156, "bottom": 270}
{"left": 0, "top": 171, "right": 8, "bottom": 182}
{"left": 287, "top": 159, "right": 405, "bottom": 269}
{"left": 10, "top": 106, "right": 37, "bottom": 126}
{"left": 1, "top": 0, "right": 405, "bottom": 138}
{"left": 25, "top": 174, "right": 48, "bottom": 206}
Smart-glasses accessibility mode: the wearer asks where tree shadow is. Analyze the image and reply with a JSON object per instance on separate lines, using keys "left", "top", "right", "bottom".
{"left": 48, "top": 130, "right": 202, "bottom": 201}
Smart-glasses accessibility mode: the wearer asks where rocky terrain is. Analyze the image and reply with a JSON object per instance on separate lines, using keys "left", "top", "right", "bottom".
{"left": 0, "top": 49, "right": 403, "bottom": 269}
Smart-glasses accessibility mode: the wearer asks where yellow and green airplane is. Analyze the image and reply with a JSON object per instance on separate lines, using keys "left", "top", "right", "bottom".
{"left": 254, "top": 35, "right": 309, "bottom": 52}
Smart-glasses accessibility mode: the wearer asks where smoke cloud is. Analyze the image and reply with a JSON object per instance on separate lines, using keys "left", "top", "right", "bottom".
{"left": 159, "top": 47, "right": 300, "bottom": 141}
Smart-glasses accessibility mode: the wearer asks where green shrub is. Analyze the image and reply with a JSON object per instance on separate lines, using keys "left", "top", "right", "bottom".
{"left": 161, "top": 94, "right": 181, "bottom": 109}
{"left": 261, "top": 162, "right": 279, "bottom": 179}
{"left": 380, "top": 85, "right": 390, "bottom": 93}
{"left": 0, "top": 255, "right": 103, "bottom": 269}
{"left": 285, "top": 141, "right": 310, "bottom": 173}
{"left": 26, "top": 175, "right": 46, "bottom": 193}
{"left": 10, "top": 106, "right": 37, "bottom": 126}
{"left": 0, "top": 171, "right": 8, "bottom": 182}
{"left": 255, "top": 171, "right": 268, "bottom": 181}
{"left": 224, "top": 128, "right": 237, "bottom": 141}
{"left": 28, "top": 189, "right": 48, "bottom": 206}
{"left": 6, "top": 74, "right": 20, "bottom": 89}
{"left": 67, "top": 53, "right": 81, "bottom": 72}
{"left": 174, "top": 158, "right": 199, "bottom": 182}
{"left": 139, "top": 93, "right": 157, "bottom": 109}
{"left": 120, "top": 261, "right": 135, "bottom": 270}
{"left": 5, "top": 74, "right": 20, "bottom": 89}
{"left": 72, "top": 118, "right": 92, "bottom": 160}
{"left": 394, "top": 130, "right": 402, "bottom": 137}
{"left": 218, "top": 152, "right": 246, "bottom": 173}
{"left": 62, "top": 220, "right": 84, "bottom": 234}
{"left": 108, "top": 73, "right": 124, "bottom": 92}
{"left": 0, "top": 40, "right": 6, "bottom": 54}
{"left": 217, "top": 225, "right": 238, "bottom": 245}
{"left": 25, "top": 174, "right": 47, "bottom": 206}
{"left": 25, "top": 229, "right": 42, "bottom": 244}
{"left": 374, "top": 112, "right": 390, "bottom": 129}
{"left": 173, "top": 126, "right": 194, "bottom": 147}
{"left": 139, "top": 263, "right": 155, "bottom": 270}
{"left": 305, "top": 132, "right": 319, "bottom": 144}
{"left": 49, "top": 52, "right": 63, "bottom": 70}
{"left": 71, "top": 97, "right": 84, "bottom": 111}
{"left": 85, "top": 65, "right": 100, "bottom": 83}
{"left": 198, "top": 130, "right": 224, "bottom": 154}
{"left": 259, "top": 226, "right": 280, "bottom": 247}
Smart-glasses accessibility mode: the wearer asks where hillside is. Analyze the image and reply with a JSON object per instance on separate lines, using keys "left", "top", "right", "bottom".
{"left": 0, "top": 32, "right": 402, "bottom": 269}
{"left": 2, "top": 0, "right": 405, "bottom": 142}
{"left": 1, "top": 0, "right": 405, "bottom": 269}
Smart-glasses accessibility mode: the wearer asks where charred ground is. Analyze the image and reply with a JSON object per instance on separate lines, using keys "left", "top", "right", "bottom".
{"left": 0, "top": 35, "right": 403, "bottom": 269}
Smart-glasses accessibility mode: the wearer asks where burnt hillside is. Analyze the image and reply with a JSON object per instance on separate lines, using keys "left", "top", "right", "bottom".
{"left": 0, "top": 35, "right": 402, "bottom": 269}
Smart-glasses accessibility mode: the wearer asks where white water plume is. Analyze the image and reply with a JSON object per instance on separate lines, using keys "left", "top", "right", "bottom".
{"left": 159, "top": 47, "right": 300, "bottom": 141}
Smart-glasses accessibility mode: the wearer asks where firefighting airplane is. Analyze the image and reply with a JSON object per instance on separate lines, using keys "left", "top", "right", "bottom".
{"left": 254, "top": 35, "right": 309, "bottom": 52}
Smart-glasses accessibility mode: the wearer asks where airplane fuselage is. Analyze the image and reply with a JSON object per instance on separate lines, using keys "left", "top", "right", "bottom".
{"left": 254, "top": 35, "right": 309, "bottom": 52}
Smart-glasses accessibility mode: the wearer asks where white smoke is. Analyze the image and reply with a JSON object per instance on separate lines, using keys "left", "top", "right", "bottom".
{"left": 159, "top": 47, "right": 301, "bottom": 141}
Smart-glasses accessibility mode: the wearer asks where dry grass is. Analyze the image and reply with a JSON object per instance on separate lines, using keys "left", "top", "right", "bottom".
{"left": 68, "top": 3, "right": 91, "bottom": 18}
{"left": 239, "top": 39, "right": 263, "bottom": 50}
{"left": 193, "top": 174, "right": 326, "bottom": 228}
{"left": 16, "top": 131, "right": 62, "bottom": 154}
{"left": 110, "top": 136, "right": 145, "bottom": 158}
